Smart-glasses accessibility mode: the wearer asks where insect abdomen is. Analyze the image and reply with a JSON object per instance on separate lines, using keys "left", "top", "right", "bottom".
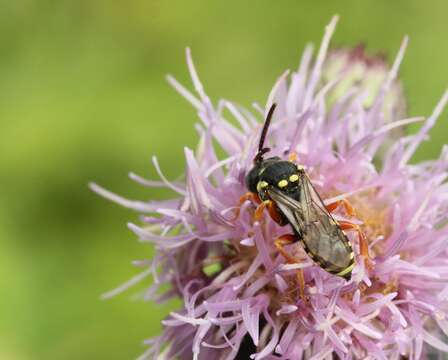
{"left": 298, "top": 228, "right": 355, "bottom": 280}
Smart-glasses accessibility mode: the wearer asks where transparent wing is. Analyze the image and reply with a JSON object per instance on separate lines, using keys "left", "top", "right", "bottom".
{"left": 267, "top": 186, "right": 306, "bottom": 234}
{"left": 298, "top": 173, "right": 340, "bottom": 232}
{"left": 268, "top": 174, "right": 353, "bottom": 271}
{"left": 267, "top": 173, "right": 337, "bottom": 235}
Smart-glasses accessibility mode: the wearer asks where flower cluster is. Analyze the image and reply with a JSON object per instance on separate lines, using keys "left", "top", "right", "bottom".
{"left": 91, "top": 17, "right": 448, "bottom": 359}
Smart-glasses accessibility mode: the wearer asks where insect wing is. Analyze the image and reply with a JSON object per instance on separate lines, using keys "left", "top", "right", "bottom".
{"left": 299, "top": 173, "right": 338, "bottom": 230}
{"left": 267, "top": 186, "right": 306, "bottom": 234}
{"left": 266, "top": 174, "right": 334, "bottom": 235}
{"left": 268, "top": 174, "right": 353, "bottom": 271}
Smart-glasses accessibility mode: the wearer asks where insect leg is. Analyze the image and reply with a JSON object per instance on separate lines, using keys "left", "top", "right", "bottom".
{"left": 254, "top": 200, "right": 283, "bottom": 224}
{"left": 326, "top": 199, "right": 356, "bottom": 217}
{"left": 232, "top": 192, "right": 261, "bottom": 220}
{"left": 274, "top": 234, "right": 297, "bottom": 263}
{"left": 274, "top": 234, "right": 306, "bottom": 301}
{"left": 239, "top": 192, "right": 262, "bottom": 205}
{"left": 338, "top": 220, "right": 373, "bottom": 269}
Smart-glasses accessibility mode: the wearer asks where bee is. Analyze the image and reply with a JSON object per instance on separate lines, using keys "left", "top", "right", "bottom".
{"left": 241, "top": 104, "right": 367, "bottom": 282}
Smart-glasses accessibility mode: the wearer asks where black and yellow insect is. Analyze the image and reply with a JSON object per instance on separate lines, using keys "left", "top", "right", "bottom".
{"left": 243, "top": 104, "right": 363, "bottom": 281}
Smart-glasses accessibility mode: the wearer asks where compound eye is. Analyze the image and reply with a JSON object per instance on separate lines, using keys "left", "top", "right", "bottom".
{"left": 246, "top": 164, "right": 264, "bottom": 193}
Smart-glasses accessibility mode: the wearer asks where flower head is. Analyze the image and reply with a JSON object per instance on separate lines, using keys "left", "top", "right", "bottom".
{"left": 91, "top": 16, "right": 448, "bottom": 359}
{"left": 323, "top": 44, "right": 406, "bottom": 122}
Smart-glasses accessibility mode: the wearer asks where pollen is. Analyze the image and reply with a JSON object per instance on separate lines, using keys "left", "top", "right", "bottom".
{"left": 289, "top": 174, "right": 299, "bottom": 182}
{"left": 278, "top": 179, "right": 288, "bottom": 188}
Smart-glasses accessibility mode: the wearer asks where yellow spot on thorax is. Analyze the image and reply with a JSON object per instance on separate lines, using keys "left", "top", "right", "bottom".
{"left": 278, "top": 179, "right": 288, "bottom": 188}
{"left": 289, "top": 174, "right": 299, "bottom": 182}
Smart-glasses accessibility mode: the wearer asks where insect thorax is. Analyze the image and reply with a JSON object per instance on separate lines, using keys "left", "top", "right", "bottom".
{"left": 246, "top": 158, "right": 302, "bottom": 201}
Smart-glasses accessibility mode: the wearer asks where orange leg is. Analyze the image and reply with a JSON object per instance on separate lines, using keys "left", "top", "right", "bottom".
{"left": 232, "top": 192, "right": 261, "bottom": 220}
{"left": 338, "top": 220, "right": 373, "bottom": 269}
{"left": 274, "top": 234, "right": 306, "bottom": 301}
{"left": 274, "top": 234, "right": 297, "bottom": 263}
{"left": 326, "top": 199, "right": 356, "bottom": 217}
{"left": 239, "top": 192, "right": 261, "bottom": 205}
{"left": 254, "top": 199, "right": 283, "bottom": 224}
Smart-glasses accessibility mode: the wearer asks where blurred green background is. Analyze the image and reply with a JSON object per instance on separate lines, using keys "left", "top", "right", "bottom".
{"left": 1, "top": 1, "right": 448, "bottom": 359}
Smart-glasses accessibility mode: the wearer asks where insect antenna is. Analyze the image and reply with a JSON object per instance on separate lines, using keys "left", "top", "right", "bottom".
{"left": 254, "top": 103, "right": 276, "bottom": 163}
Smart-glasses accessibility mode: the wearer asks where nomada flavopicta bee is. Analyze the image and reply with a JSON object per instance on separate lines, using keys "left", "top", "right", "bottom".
{"left": 236, "top": 104, "right": 371, "bottom": 297}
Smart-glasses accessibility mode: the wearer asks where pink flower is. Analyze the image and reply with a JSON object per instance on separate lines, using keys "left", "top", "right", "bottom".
{"left": 91, "top": 16, "right": 448, "bottom": 359}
